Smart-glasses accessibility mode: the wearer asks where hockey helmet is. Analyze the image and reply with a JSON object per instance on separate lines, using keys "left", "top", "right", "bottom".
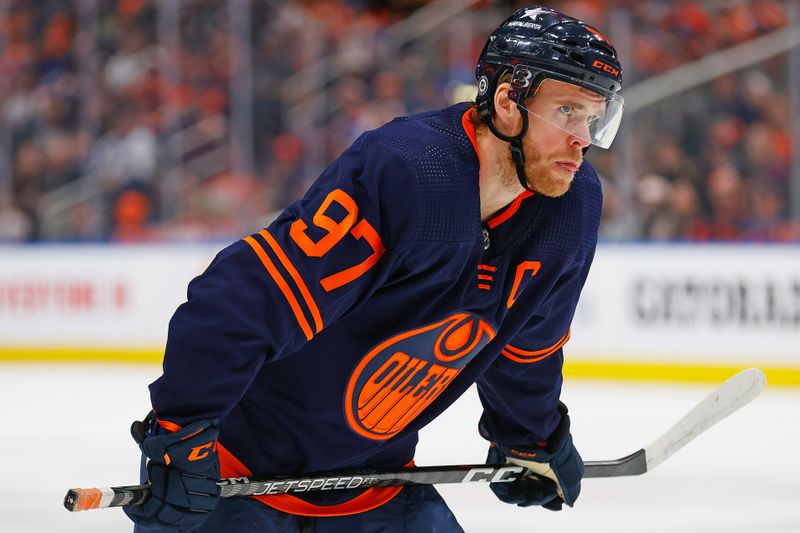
{"left": 475, "top": 6, "right": 624, "bottom": 150}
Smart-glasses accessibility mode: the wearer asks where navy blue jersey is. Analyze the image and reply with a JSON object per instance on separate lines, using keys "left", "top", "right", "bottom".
{"left": 149, "top": 103, "right": 602, "bottom": 516}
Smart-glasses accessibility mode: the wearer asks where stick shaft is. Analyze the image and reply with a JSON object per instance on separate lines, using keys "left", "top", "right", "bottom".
{"left": 64, "top": 464, "right": 526, "bottom": 511}
{"left": 64, "top": 369, "right": 765, "bottom": 512}
{"left": 64, "top": 457, "right": 642, "bottom": 512}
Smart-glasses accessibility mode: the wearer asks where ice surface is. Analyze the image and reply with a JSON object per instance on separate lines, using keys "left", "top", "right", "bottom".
{"left": 1, "top": 364, "right": 797, "bottom": 532}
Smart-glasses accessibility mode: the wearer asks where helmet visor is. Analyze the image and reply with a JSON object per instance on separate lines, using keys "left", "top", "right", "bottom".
{"left": 517, "top": 76, "right": 624, "bottom": 149}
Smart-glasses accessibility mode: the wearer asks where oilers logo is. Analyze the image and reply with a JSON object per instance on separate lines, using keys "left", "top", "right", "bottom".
{"left": 344, "top": 313, "right": 495, "bottom": 441}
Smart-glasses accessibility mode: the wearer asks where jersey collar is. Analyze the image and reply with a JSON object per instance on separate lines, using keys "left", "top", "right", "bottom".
{"left": 462, "top": 106, "right": 536, "bottom": 230}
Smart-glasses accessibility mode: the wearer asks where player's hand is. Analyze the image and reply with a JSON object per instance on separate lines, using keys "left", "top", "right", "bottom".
{"left": 486, "top": 402, "right": 583, "bottom": 510}
{"left": 124, "top": 415, "right": 221, "bottom": 531}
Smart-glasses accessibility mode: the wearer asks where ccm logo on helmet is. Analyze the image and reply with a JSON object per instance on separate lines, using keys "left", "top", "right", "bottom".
{"left": 592, "top": 59, "right": 619, "bottom": 77}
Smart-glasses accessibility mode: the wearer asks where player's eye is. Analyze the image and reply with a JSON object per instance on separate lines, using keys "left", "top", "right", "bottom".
{"left": 559, "top": 105, "right": 573, "bottom": 115}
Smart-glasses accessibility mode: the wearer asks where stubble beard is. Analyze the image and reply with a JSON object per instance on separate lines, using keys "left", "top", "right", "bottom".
{"left": 498, "top": 146, "right": 580, "bottom": 198}
{"left": 526, "top": 160, "right": 576, "bottom": 197}
{"left": 496, "top": 149, "right": 519, "bottom": 192}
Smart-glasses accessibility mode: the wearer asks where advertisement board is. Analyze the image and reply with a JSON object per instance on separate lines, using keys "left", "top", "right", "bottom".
{"left": 570, "top": 245, "right": 799, "bottom": 365}
{"left": 0, "top": 244, "right": 219, "bottom": 350}
{"left": 1, "top": 244, "right": 797, "bottom": 382}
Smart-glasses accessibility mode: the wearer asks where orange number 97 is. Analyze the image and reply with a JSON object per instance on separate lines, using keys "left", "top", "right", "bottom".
{"left": 289, "top": 189, "right": 385, "bottom": 292}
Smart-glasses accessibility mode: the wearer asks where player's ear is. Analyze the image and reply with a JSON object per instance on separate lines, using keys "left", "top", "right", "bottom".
{"left": 493, "top": 82, "right": 522, "bottom": 137}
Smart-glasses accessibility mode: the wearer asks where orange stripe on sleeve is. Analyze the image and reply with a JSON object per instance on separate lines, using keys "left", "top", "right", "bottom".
{"left": 244, "top": 236, "right": 314, "bottom": 341}
{"left": 502, "top": 330, "right": 571, "bottom": 364}
{"left": 259, "top": 230, "right": 323, "bottom": 334}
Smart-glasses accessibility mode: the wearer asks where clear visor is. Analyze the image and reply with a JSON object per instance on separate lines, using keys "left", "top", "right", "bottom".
{"left": 517, "top": 77, "right": 624, "bottom": 149}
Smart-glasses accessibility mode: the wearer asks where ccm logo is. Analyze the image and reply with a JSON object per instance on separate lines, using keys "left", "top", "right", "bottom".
{"left": 592, "top": 59, "right": 620, "bottom": 77}
{"left": 187, "top": 440, "right": 216, "bottom": 461}
{"left": 463, "top": 466, "right": 526, "bottom": 483}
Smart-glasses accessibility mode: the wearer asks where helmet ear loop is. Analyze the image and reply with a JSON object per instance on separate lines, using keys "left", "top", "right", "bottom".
{"left": 480, "top": 97, "right": 535, "bottom": 193}
{"left": 479, "top": 81, "right": 517, "bottom": 144}
{"left": 505, "top": 73, "right": 543, "bottom": 193}
{"left": 479, "top": 69, "right": 536, "bottom": 142}
{"left": 478, "top": 74, "right": 539, "bottom": 193}
{"left": 510, "top": 106, "right": 535, "bottom": 193}
{"left": 477, "top": 66, "right": 502, "bottom": 134}
{"left": 482, "top": 109, "right": 535, "bottom": 193}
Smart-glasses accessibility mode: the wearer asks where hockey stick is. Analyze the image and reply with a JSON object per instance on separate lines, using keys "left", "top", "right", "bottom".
{"left": 64, "top": 367, "right": 765, "bottom": 512}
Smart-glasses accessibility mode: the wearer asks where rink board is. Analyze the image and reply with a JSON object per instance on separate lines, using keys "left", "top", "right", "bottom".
{"left": 1, "top": 243, "right": 798, "bottom": 384}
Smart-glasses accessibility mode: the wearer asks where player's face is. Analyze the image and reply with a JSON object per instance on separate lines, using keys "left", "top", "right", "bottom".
{"left": 519, "top": 79, "right": 607, "bottom": 197}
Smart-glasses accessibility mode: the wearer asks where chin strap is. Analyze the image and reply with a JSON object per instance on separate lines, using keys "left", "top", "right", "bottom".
{"left": 478, "top": 99, "right": 536, "bottom": 193}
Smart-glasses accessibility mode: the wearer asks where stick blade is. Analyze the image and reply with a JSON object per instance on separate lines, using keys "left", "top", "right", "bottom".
{"left": 644, "top": 367, "right": 766, "bottom": 472}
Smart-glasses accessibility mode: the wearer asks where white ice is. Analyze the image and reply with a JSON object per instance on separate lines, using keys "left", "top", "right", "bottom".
{"left": 1, "top": 364, "right": 797, "bottom": 532}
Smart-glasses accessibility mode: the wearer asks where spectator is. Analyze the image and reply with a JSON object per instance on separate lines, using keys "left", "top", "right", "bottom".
{"left": 1, "top": 0, "right": 796, "bottom": 243}
{"left": 85, "top": 106, "right": 157, "bottom": 193}
{"left": 742, "top": 180, "right": 786, "bottom": 241}
{"left": 111, "top": 188, "right": 154, "bottom": 242}
{"left": 690, "top": 163, "right": 748, "bottom": 241}
{"left": 0, "top": 190, "right": 31, "bottom": 242}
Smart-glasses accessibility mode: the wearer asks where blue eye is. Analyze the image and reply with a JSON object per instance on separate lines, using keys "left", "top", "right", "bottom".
{"left": 559, "top": 105, "right": 573, "bottom": 115}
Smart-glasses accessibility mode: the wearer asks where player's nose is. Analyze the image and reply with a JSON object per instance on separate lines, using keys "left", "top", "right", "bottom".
{"left": 568, "top": 128, "right": 591, "bottom": 149}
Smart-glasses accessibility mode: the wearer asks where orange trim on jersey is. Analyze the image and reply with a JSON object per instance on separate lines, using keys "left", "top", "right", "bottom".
{"left": 217, "top": 442, "right": 408, "bottom": 517}
{"left": 506, "top": 261, "right": 541, "bottom": 309}
{"left": 245, "top": 235, "right": 314, "bottom": 341}
{"left": 461, "top": 106, "right": 532, "bottom": 230}
{"left": 502, "top": 330, "right": 571, "bottom": 364}
{"left": 477, "top": 284, "right": 492, "bottom": 291}
{"left": 487, "top": 190, "right": 535, "bottom": 229}
{"left": 477, "top": 264, "right": 497, "bottom": 272}
{"left": 461, "top": 107, "right": 479, "bottom": 160}
{"left": 155, "top": 418, "right": 207, "bottom": 445}
{"left": 258, "top": 230, "right": 323, "bottom": 334}
{"left": 477, "top": 274, "right": 493, "bottom": 281}
{"left": 156, "top": 418, "right": 181, "bottom": 432}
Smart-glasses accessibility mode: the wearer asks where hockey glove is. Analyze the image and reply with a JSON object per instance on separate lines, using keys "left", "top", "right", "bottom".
{"left": 124, "top": 414, "right": 221, "bottom": 531}
{"left": 486, "top": 402, "right": 583, "bottom": 511}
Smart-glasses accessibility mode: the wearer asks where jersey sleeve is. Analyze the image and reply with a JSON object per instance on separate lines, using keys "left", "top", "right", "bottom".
{"left": 149, "top": 135, "right": 419, "bottom": 424}
{"left": 476, "top": 252, "right": 594, "bottom": 447}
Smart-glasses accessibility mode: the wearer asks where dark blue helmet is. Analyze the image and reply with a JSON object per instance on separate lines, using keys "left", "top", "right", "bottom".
{"left": 476, "top": 6, "right": 622, "bottom": 112}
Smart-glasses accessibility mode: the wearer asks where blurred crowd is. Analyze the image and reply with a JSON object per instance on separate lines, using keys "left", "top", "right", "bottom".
{"left": 0, "top": 0, "right": 797, "bottom": 242}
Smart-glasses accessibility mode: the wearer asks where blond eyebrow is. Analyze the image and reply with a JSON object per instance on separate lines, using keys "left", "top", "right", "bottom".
{"left": 552, "top": 98, "right": 606, "bottom": 114}
{"left": 554, "top": 99, "right": 588, "bottom": 109}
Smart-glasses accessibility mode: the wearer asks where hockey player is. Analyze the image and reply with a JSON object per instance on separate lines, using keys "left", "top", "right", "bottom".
{"left": 126, "top": 5, "right": 623, "bottom": 532}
